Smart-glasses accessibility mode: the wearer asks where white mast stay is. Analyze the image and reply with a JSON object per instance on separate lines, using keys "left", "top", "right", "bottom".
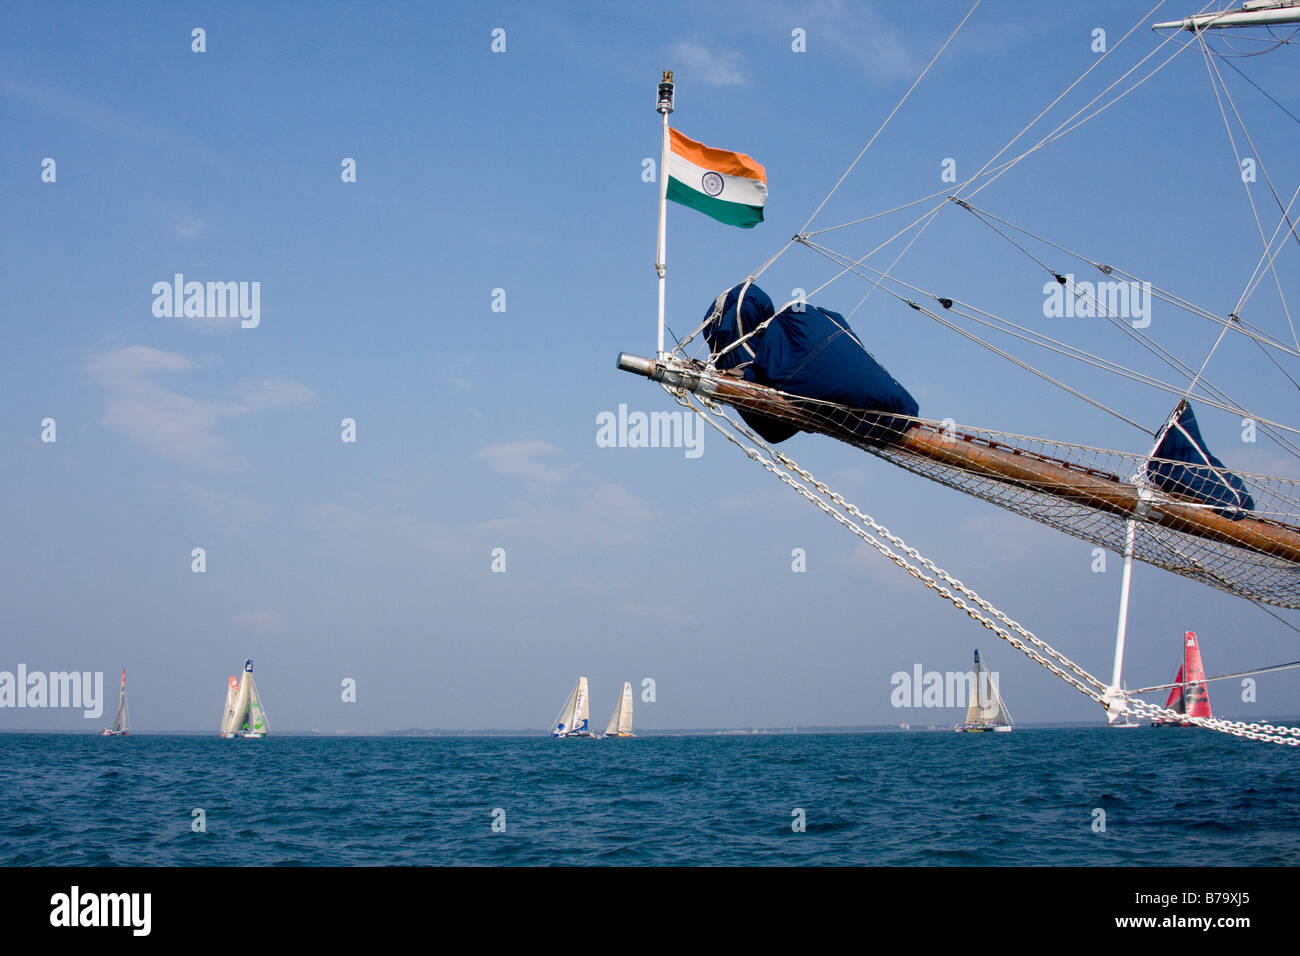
{"left": 619, "top": 7, "right": 1300, "bottom": 744}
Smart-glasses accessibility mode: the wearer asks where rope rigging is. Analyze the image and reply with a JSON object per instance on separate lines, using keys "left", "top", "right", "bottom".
{"left": 671, "top": 381, "right": 1300, "bottom": 745}
{"left": 796, "top": 233, "right": 1300, "bottom": 454}
{"left": 631, "top": 1, "right": 1300, "bottom": 744}
{"left": 939, "top": 200, "right": 1300, "bottom": 461}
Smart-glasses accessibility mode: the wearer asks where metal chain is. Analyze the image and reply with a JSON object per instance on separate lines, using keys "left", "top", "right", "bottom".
{"left": 677, "top": 386, "right": 1300, "bottom": 746}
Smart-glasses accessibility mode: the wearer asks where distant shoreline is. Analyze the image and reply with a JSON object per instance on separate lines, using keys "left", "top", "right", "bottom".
{"left": 4, "top": 719, "right": 1299, "bottom": 737}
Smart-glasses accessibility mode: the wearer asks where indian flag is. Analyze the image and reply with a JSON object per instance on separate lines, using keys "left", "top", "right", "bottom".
{"left": 667, "top": 128, "right": 767, "bottom": 228}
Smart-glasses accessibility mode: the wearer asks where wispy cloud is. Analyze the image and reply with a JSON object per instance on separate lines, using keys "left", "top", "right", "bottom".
{"left": 86, "top": 345, "right": 316, "bottom": 470}
{"left": 474, "top": 440, "right": 652, "bottom": 549}
{"left": 796, "top": 1, "right": 919, "bottom": 84}
{"left": 175, "top": 481, "right": 275, "bottom": 533}
{"left": 440, "top": 355, "right": 474, "bottom": 390}
{"left": 475, "top": 440, "right": 579, "bottom": 484}
{"left": 666, "top": 39, "right": 751, "bottom": 87}
{"left": 476, "top": 479, "right": 652, "bottom": 549}
{"left": 0, "top": 77, "right": 225, "bottom": 168}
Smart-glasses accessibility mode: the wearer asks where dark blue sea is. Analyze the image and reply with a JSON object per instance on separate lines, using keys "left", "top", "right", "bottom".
{"left": 3, "top": 728, "right": 1296, "bottom": 866}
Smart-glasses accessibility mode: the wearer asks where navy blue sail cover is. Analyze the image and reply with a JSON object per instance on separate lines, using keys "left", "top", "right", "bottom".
{"left": 702, "top": 282, "right": 919, "bottom": 444}
{"left": 1146, "top": 402, "right": 1254, "bottom": 518}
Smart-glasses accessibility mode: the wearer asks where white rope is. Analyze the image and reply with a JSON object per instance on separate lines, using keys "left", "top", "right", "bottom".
{"left": 961, "top": 32, "right": 1194, "bottom": 202}
{"left": 730, "top": 0, "right": 1183, "bottom": 347}
{"left": 672, "top": 379, "right": 1300, "bottom": 745}
{"left": 1237, "top": 181, "right": 1300, "bottom": 339}
{"left": 1196, "top": 28, "right": 1300, "bottom": 350}
{"left": 1195, "top": 28, "right": 1297, "bottom": 331}
{"left": 798, "top": 0, "right": 981, "bottom": 236}
{"left": 1135, "top": 659, "right": 1300, "bottom": 694}
{"left": 956, "top": 200, "right": 1300, "bottom": 360}
{"left": 718, "top": 3, "right": 1196, "bottom": 364}
{"left": 936, "top": 201, "right": 1300, "bottom": 458}
{"left": 799, "top": 237, "right": 1300, "bottom": 443}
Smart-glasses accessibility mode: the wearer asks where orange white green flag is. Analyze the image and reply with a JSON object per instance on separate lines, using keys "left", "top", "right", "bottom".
{"left": 666, "top": 128, "right": 767, "bottom": 228}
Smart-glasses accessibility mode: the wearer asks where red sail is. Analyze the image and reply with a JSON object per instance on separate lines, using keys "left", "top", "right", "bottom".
{"left": 1164, "top": 665, "right": 1186, "bottom": 714}
{"left": 1182, "top": 631, "right": 1212, "bottom": 718}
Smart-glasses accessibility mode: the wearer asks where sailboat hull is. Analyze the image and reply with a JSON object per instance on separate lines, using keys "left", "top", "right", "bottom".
{"left": 99, "top": 730, "right": 128, "bottom": 737}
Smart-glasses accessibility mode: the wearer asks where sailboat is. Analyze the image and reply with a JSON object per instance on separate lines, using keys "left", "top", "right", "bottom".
{"left": 220, "top": 659, "right": 270, "bottom": 738}
{"left": 100, "top": 668, "right": 129, "bottom": 737}
{"left": 1153, "top": 631, "right": 1213, "bottom": 727}
{"left": 956, "top": 650, "right": 1012, "bottom": 733}
{"left": 617, "top": 4, "right": 1300, "bottom": 745}
{"left": 604, "top": 681, "right": 636, "bottom": 737}
{"left": 551, "top": 676, "right": 597, "bottom": 738}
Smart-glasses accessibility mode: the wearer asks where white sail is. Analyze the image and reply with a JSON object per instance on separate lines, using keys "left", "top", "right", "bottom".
{"left": 230, "top": 669, "right": 252, "bottom": 734}
{"left": 551, "top": 679, "right": 579, "bottom": 736}
{"left": 110, "top": 669, "right": 128, "bottom": 733}
{"left": 605, "top": 681, "right": 634, "bottom": 735}
{"left": 551, "top": 676, "right": 592, "bottom": 736}
{"left": 247, "top": 677, "right": 270, "bottom": 735}
{"left": 983, "top": 670, "right": 1012, "bottom": 728}
{"left": 963, "top": 658, "right": 985, "bottom": 727}
{"left": 574, "top": 676, "right": 589, "bottom": 731}
{"left": 220, "top": 676, "right": 239, "bottom": 735}
{"left": 220, "top": 660, "right": 266, "bottom": 736}
{"left": 962, "top": 651, "right": 1012, "bottom": 730}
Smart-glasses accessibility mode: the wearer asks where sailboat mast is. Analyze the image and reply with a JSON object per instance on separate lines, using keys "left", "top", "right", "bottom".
{"left": 655, "top": 70, "right": 674, "bottom": 359}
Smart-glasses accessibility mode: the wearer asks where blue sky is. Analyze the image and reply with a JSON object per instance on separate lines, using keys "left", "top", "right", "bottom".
{"left": 3, "top": 1, "right": 1299, "bottom": 732}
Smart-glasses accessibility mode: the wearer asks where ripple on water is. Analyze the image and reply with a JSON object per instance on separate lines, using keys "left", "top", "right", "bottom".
{"left": 3, "top": 730, "right": 1297, "bottom": 865}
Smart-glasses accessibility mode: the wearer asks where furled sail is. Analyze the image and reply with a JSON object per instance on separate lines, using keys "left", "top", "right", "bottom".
{"left": 702, "top": 282, "right": 919, "bottom": 444}
{"left": 605, "top": 681, "right": 634, "bottom": 736}
{"left": 1147, "top": 401, "right": 1254, "bottom": 517}
{"left": 619, "top": 283, "right": 1300, "bottom": 608}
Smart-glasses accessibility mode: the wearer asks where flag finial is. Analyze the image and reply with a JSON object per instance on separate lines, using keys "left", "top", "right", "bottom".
{"left": 657, "top": 71, "right": 675, "bottom": 114}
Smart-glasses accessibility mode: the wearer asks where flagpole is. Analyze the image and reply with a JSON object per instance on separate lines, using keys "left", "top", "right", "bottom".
{"left": 655, "top": 70, "right": 674, "bottom": 359}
